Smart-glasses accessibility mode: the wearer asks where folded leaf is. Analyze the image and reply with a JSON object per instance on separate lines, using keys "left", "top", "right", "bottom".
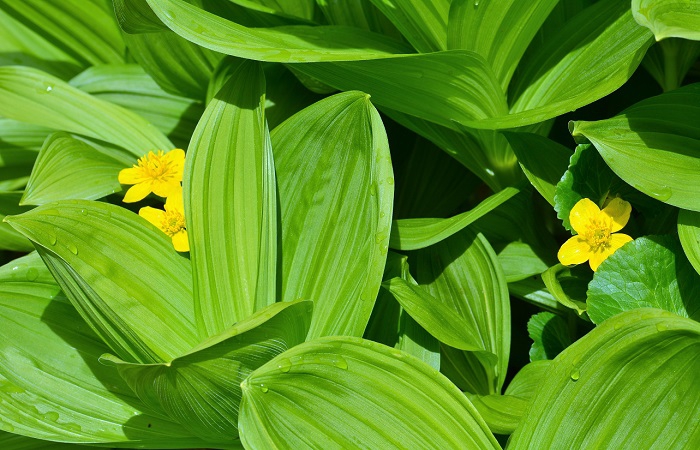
{"left": 239, "top": 336, "right": 501, "bottom": 449}
{"left": 541, "top": 264, "right": 590, "bottom": 315}
{"left": 633, "top": 0, "right": 700, "bottom": 41}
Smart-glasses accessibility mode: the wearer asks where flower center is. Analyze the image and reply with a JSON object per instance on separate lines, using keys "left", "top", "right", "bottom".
{"left": 160, "top": 210, "right": 185, "bottom": 236}
{"left": 583, "top": 217, "right": 612, "bottom": 251}
{"left": 138, "top": 151, "right": 176, "bottom": 181}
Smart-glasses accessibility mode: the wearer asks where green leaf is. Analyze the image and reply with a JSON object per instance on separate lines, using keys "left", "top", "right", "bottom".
{"left": 100, "top": 300, "right": 312, "bottom": 446}
{"left": 21, "top": 132, "right": 125, "bottom": 205}
{"left": 415, "top": 229, "right": 510, "bottom": 392}
{"left": 239, "top": 336, "right": 501, "bottom": 449}
{"left": 389, "top": 185, "right": 520, "bottom": 251}
{"left": 0, "top": 193, "right": 33, "bottom": 252}
{"left": 0, "top": 255, "right": 206, "bottom": 447}
{"left": 316, "top": 0, "right": 401, "bottom": 38}
{"left": 114, "top": 0, "right": 168, "bottom": 33}
{"left": 571, "top": 83, "right": 700, "bottom": 211}
{"left": 587, "top": 235, "right": 700, "bottom": 324}
{"left": 0, "top": 0, "right": 125, "bottom": 66}
{"left": 367, "top": 0, "right": 449, "bottom": 52}
{"left": 541, "top": 264, "right": 590, "bottom": 315}
{"left": 5, "top": 200, "right": 198, "bottom": 364}
{"left": 146, "top": 0, "right": 412, "bottom": 61}
{"left": 464, "top": 393, "right": 528, "bottom": 436}
{"left": 508, "top": 276, "right": 564, "bottom": 314}
{"left": 0, "top": 66, "right": 172, "bottom": 156}
{"left": 509, "top": 309, "right": 700, "bottom": 449}
{"left": 642, "top": 39, "right": 700, "bottom": 92}
{"left": 0, "top": 119, "right": 47, "bottom": 188}
{"left": 527, "top": 312, "right": 573, "bottom": 361}
{"left": 185, "top": 59, "right": 275, "bottom": 337}
{"left": 273, "top": 91, "right": 393, "bottom": 338}
{"left": 678, "top": 209, "right": 700, "bottom": 276}
{"left": 465, "top": 0, "right": 654, "bottom": 129}
{"left": 505, "top": 359, "right": 552, "bottom": 397}
{"left": 447, "top": 0, "right": 559, "bottom": 90}
{"left": 497, "top": 241, "right": 550, "bottom": 283}
{"left": 0, "top": 431, "right": 77, "bottom": 449}
{"left": 502, "top": 131, "right": 572, "bottom": 206}
{"left": 633, "top": 0, "right": 700, "bottom": 41}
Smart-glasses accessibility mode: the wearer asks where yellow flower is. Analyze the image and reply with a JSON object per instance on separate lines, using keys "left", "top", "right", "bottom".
{"left": 558, "top": 197, "right": 633, "bottom": 271}
{"left": 139, "top": 189, "right": 189, "bottom": 252}
{"left": 118, "top": 149, "right": 185, "bottom": 203}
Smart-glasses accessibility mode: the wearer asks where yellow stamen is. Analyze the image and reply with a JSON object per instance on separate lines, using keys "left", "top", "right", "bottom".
{"left": 160, "top": 209, "right": 186, "bottom": 237}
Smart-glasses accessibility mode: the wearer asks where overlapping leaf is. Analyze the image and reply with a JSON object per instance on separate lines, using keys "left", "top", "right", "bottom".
{"left": 633, "top": 0, "right": 700, "bottom": 41}
{"left": 678, "top": 209, "right": 700, "bottom": 276}
{"left": 368, "top": 0, "right": 449, "bottom": 52}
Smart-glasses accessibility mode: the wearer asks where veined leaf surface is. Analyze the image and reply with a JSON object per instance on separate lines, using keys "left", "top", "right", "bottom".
{"left": 633, "top": 0, "right": 700, "bottom": 41}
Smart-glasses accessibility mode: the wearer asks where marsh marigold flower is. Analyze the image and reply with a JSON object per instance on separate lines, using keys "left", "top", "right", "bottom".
{"left": 118, "top": 149, "right": 185, "bottom": 203}
{"left": 558, "top": 197, "right": 633, "bottom": 271}
{"left": 139, "top": 189, "right": 189, "bottom": 252}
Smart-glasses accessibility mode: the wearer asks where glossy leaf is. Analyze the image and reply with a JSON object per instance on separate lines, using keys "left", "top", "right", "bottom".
{"left": 0, "top": 255, "right": 205, "bottom": 447}
{"left": 0, "top": 66, "right": 172, "bottom": 156}
{"left": 368, "top": 0, "right": 449, "bottom": 52}
{"left": 527, "top": 312, "right": 572, "bottom": 361}
{"left": 587, "top": 235, "right": 700, "bottom": 324}
{"left": 633, "top": 0, "right": 700, "bottom": 41}
{"left": 101, "top": 300, "right": 312, "bottom": 445}
{"left": 273, "top": 91, "right": 393, "bottom": 338}
{"left": 239, "top": 336, "right": 500, "bottom": 449}
{"left": 509, "top": 309, "right": 700, "bottom": 449}
{"left": 571, "top": 83, "right": 700, "bottom": 211}
{"left": 185, "top": 59, "right": 275, "bottom": 337}
{"left": 678, "top": 209, "right": 700, "bottom": 276}
{"left": 21, "top": 132, "right": 125, "bottom": 205}
{"left": 5, "top": 200, "right": 198, "bottom": 364}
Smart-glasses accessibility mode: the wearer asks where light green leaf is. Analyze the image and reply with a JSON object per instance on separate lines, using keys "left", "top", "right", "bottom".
{"left": 390, "top": 185, "right": 520, "bottom": 250}
{"left": 0, "top": 0, "right": 125, "bottom": 66}
{"left": 21, "top": 132, "right": 125, "bottom": 205}
{"left": 505, "top": 359, "right": 552, "bottom": 397}
{"left": 465, "top": 393, "right": 528, "bottom": 436}
{"left": 541, "top": 264, "right": 589, "bottom": 315}
{"left": 5, "top": 200, "right": 198, "bottom": 364}
{"left": 571, "top": 83, "right": 700, "bottom": 211}
{"left": 228, "top": 0, "right": 317, "bottom": 22}
{"left": 0, "top": 193, "right": 33, "bottom": 252}
{"left": 678, "top": 209, "right": 700, "bottom": 276}
{"left": 368, "top": 0, "right": 449, "bottom": 52}
{"left": 185, "top": 59, "right": 275, "bottom": 337}
{"left": 146, "top": 0, "right": 412, "bottom": 61}
{"left": 239, "top": 336, "right": 501, "bottom": 449}
{"left": 415, "top": 229, "right": 510, "bottom": 392}
{"left": 396, "top": 310, "right": 440, "bottom": 370}
{"left": 100, "top": 300, "right": 312, "bottom": 446}
{"left": 633, "top": 0, "right": 700, "bottom": 41}
{"left": 502, "top": 131, "right": 572, "bottom": 206}
{"left": 316, "top": 0, "right": 401, "bottom": 38}
{"left": 0, "top": 255, "right": 206, "bottom": 447}
{"left": 497, "top": 241, "right": 550, "bottom": 283}
{"left": 642, "top": 39, "right": 700, "bottom": 92}
{"left": 447, "top": 0, "right": 559, "bottom": 90}
{"left": 509, "top": 309, "right": 700, "bottom": 449}
{"left": 0, "top": 66, "right": 172, "bottom": 156}
{"left": 113, "top": 0, "right": 168, "bottom": 33}
{"left": 527, "top": 312, "right": 573, "bottom": 361}
{"left": 273, "top": 91, "right": 393, "bottom": 338}
{"left": 587, "top": 235, "right": 700, "bottom": 324}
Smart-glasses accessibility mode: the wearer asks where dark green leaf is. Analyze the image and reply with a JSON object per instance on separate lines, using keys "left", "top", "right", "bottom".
{"left": 368, "top": 0, "right": 449, "bottom": 52}
{"left": 527, "top": 312, "right": 573, "bottom": 361}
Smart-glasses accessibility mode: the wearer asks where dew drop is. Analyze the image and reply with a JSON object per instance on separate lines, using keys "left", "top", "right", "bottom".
{"left": 277, "top": 359, "right": 291, "bottom": 373}
{"left": 67, "top": 243, "right": 78, "bottom": 255}
{"left": 46, "top": 85, "right": 53, "bottom": 92}
{"left": 379, "top": 211, "right": 386, "bottom": 218}
{"left": 333, "top": 356, "right": 348, "bottom": 370}
{"left": 369, "top": 184, "right": 377, "bottom": 196}
{"left": 650, "top": 185, "right": 672, "bottom": 202}
{"left": 49, "top": 233, "right": 57, "bottom": 246}
{"left": 375, "top": 232, "right": 387, "bottom": 243}
{"left": 42, "top": 411, "right": 59, "bottom": 422}
{"left": 569, "top": 368, "right": 580, "bottom": 381}
{"left": 485, "top": 168, "right": 495, "bottom": 176}
{"left": 474, "top": 0, "right": 480, "bottom": 8}
{"left": 80, "top": 209, "right": 88, "bottom": 216}
{"left": 260, "top": 384, "right": 269, "bottom": 393}
{"left": 26, "top": 268, "right": 38, "bottom": 282}
{"left": 656, "top": 322, "right": 668, "bottom": 332}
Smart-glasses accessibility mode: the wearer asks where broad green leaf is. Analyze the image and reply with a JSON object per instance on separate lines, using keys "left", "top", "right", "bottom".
{"left": 502, "top": 131, "right": 572, "bottom": 206}
{"left": 296, "top": 51, "right": 508, "bottom": 131}
{"left": 497, "top": 241, "right": 550, "bottom": 283}
{"left": 0, "top": 193, "right": 33, "bottom": 252}
{"left": 508, "top": 276, "right": 564, "bottom": 314}
{"left": 571, "top": 83, "right": 700, "bottom": 211}
{"left": 70, "top": 64, "right": 203, "bottom": 148}
{"left": 440, "top": 345, "right": 494, "bottom": 395}
{"left": 227, "top": 0, "right": 316, "bottom": 22}
{"left": 465, "top": 393, "right": 528, "bottom": 436}
{"left": 447, "top": 0, "right": 559, "bottom": 90}
{"left": 5, "top": 200, "right": 198, "bottom": 364}
{"left": 465, "top": 0, "right": 654, "bottom": 129}
{"left": 316, "top": 0, "right": 401, "bottom": 38}
{"left": 0, "top": 256, "right": 205, "bottom": 447}
{"left": 587, "top": 235, "right": 700, "bottom": 324}
{"left": 239, "top": 336, "right": 501, "bottom": 449}
{"left": 415, "top": 229, "right": 510, "bottom": 392}
{"left": 527, "top": 312, "right": 572, "bottom": 361}
{"left": 273, "top": 91, "right": 393, "bottom": 338}
{"left": 21, "top": 132, "right": 125, "bottom": 205}
{"left": 0, "top": 66, "right": 172, "bottom": 156}
{"left": 101, "top": 300, "right": 311, "bottom": 446}
{"left": 504, "top": 359, "right": 552, "bottom": 397}
{"left": 509, "top": 309, "right": 700, "bottom": 449}
{"left": 367, "top": 0, "right": 449, "bottom": 52}
{"left": 396, "top": 310, "right": 440, "bottom": 370}
{"left": 390, "top": 185, "right": 520, "bottom": 250}
{"left": 113, "top": 0, "right": 169, "bottom": 33}
{"left": 541, "top": 264, "right": 589, "bottom": 315}
{"left": 0, "top": 431, "right": 77, "bottom": 449}
{"left": 185, "top": 59, "right": 275, "bottom": 337}
{"left": 146, "top": 0, "right": 412, "bottom": 61}
{"left": 633, "top": 0, "right": 700, "bottom": 41}
{"left": 678, "top": 209, "right": 700, "bottom": 276}
{"left": 0, "top": 0, "right": 125, "bottom": 66}
{"left": 642, "top": 39, "right": 700, "bottom": 91}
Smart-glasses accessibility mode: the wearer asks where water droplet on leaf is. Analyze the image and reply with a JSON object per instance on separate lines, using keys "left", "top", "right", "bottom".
{"left": 277, "top": 359, "right": 291, "bottom": 373}
{"left": 67, "top": 243, "right": 78, "bottom": 255}
{"left": 26, "top": 268, "right": 38, "bottom": 281}
{"left": 333, "top": 356, "right": 348, "bottom": 370}
{"left": 570, "top": 368, "right": 580, "bottom": 381}
{"left": 656, "top": 322, "right": 668, "bottom": 332}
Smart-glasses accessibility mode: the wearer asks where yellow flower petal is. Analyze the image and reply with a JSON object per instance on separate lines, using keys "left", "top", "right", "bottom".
{"left": 164, "top": 149, "right": 185, "bottom": 177}
{"left": 165, "top": 188, "right": 185, "bottom": 214}
{"left": 588, "top": 233, "right": 633, "bottom": 271}
{"left": 151, "top": 180, "right": 181, "bottom": 199}
{"left": 569, "top": 198, "right": 600, "bottom": 235}
{"left": 139, "top": 206, "right": 165, "bottom": 232}
{"left": 558, "top": 236, "right": 592, "bottom": 266}
{"left": 171, "top": 229, "right": 189, "bottom": 252}
{"left": 118, "top": 167, "right": 147, "bottom": 185}
{"left": 123, "top": 181, "right": 153, "bottom": 203}
{"left": 601, "top": 197, "right": 632, "bottom": 232}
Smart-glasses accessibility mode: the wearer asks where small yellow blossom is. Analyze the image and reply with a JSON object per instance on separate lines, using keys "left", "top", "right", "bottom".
{"left": 558, "top": 197, "right": 633, "bottom": 271}
{"left": 118, "top": 149, "right": 185, "bottom": 203}
{"left": 139, "top": 189, "right": 189, "bottom": 252}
